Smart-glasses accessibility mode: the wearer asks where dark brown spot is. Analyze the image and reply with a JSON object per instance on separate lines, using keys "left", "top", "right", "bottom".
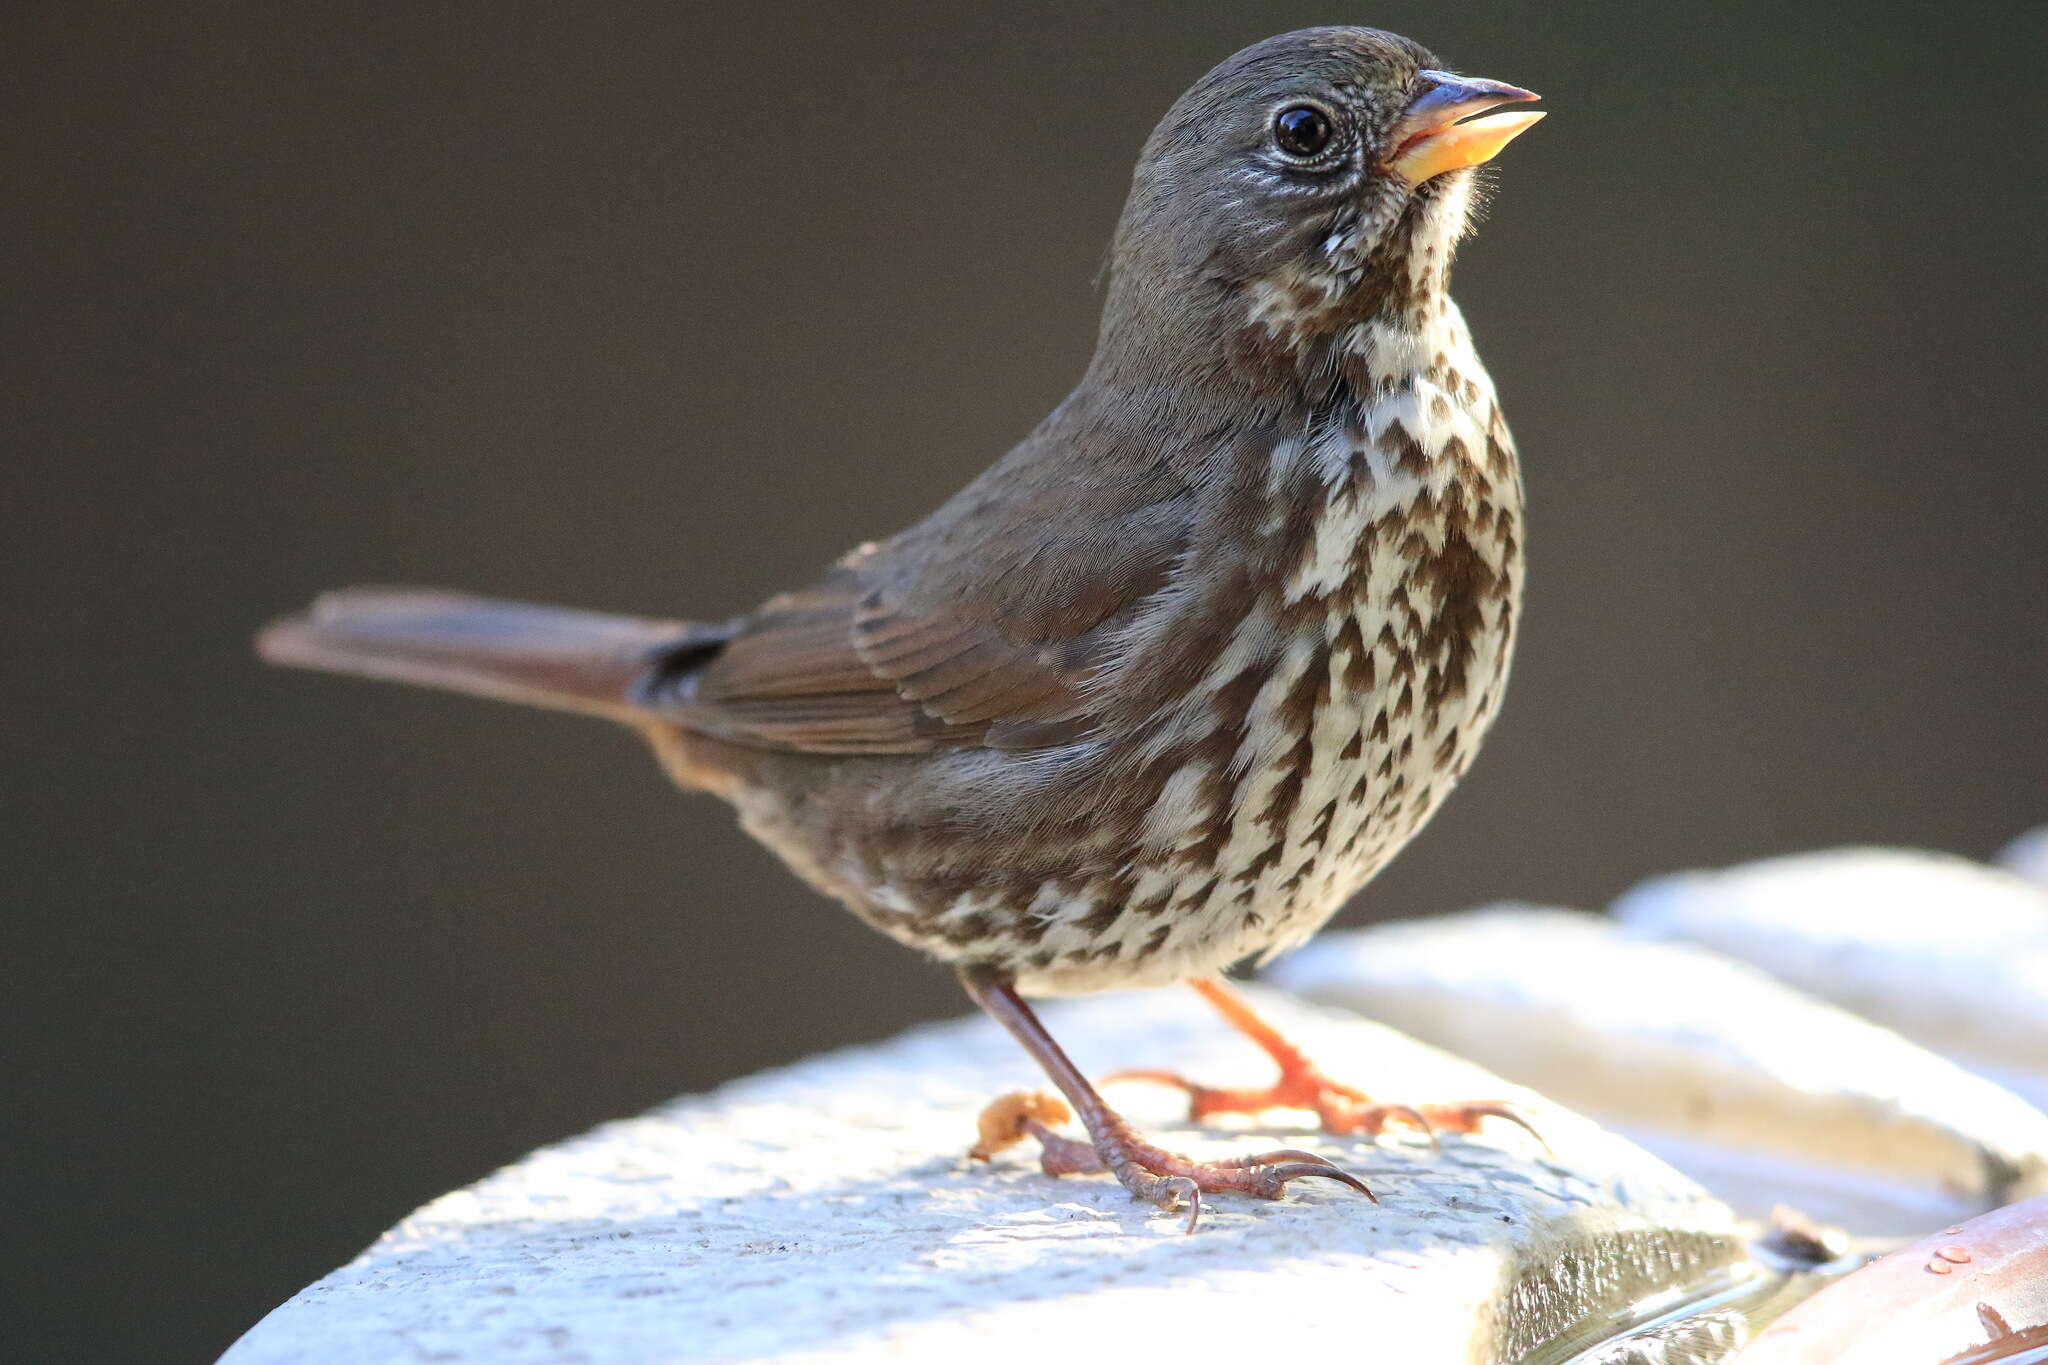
{"left": 1130, "top": 885, "right": 1174, "bottom": 917}
{"left": 1177, "top": 660, "right": 1271, "bottom": 868}
{"left": 1234, "top": 839, "right": 1286, "bottom": 887}
{"left": 1486, "top": 433, "right": 1515, "bottom": 477}
{"left": 1257, "top": 751, "right": 1308, "bottom": 837}
{"left": 937, "top": 911, "right": 993, "bottom": 946}
{"left": 1334, "top": 614, "right": 1375, "bottom": 692}
{"left": 1303, "top": 799, "right": 1338, "bottom": 849}
{"left": 1381, "top": 420, "right": 1430, "bottom": 478}
{"left": 1075, "top": 901, "right": 1122, "bottom": 935}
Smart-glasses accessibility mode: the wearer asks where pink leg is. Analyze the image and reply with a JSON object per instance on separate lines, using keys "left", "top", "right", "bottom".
{"left": 1110, "top": 977, "right": 1545, "bottom": 1149}
{"left": 959, "top": 966, "right": 1372, "bottom": 1231}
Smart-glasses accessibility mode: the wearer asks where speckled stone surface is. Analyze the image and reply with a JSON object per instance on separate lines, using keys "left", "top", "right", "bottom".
{"left": 1272, "top": 905, "right": 2048, "bottom": 1233}
{"left": 221, "top": 989, "right": 1749, "bottom": 1364}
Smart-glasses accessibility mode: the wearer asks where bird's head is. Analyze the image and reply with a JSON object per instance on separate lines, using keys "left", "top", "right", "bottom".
{"left": 1098, "top": 27, "right": 1542, "bottom": 384}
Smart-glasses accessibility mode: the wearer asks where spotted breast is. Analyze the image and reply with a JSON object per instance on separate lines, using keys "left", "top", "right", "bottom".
{"left": 713, "top": 285, "right": 1522, "bottom": 997}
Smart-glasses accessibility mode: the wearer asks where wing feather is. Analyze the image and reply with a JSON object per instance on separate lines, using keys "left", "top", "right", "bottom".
{"left": 659, "top": 540, "right": 1168, "bottom": 755}
{"left": 650, "top": 415, "right": 1213, "bottom": 756}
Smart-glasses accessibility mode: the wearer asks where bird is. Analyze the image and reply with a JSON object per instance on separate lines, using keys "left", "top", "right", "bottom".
{"left": 259, "top": 26, "right": 1545, "bottom": 1231}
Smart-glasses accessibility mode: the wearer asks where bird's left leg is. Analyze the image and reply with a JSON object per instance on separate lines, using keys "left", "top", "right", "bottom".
{"left": 1114, "top": 976, "right": 1543, "bottom": 1147}
{"left": 959, "top": 965, "right": 1371, "bottom": 1231}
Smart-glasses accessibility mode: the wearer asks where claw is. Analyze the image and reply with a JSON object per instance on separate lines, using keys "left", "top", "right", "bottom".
{"left": 1438, "top": 1101, "right": 1551, "bottom": 1155}
{"left": 1163, "top": 1177, "right": 1203, "bottom": 1233}
{"left": 1355, "top": 1103, "right": 1438, "bottom": 1147}
{"left": 1265, "top": 1162, "right": 1377, "bottom": 1201}
{"left": 1206, "top": 1147, "right": 1377, "bottom": 1201}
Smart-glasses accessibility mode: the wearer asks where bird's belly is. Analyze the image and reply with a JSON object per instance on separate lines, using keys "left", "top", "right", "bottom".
{"left": 1049, "top": 602, "right": 1509, "bottom": 991}
{"left": 735, "top": 375, "right": 1524, "bottom": 997}
{"left": 835, "top": 492, "right": 1517, "bottom": 994}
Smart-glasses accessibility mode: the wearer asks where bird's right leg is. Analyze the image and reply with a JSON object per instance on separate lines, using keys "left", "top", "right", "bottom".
{"left": 958, "top": 965, "right": 1371, "bottom": 1231}
{"left": 1113, "top": 976, "right": 1544, "bottom": 1149}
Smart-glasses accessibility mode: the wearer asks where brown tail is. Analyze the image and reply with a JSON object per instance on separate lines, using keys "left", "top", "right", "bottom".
{"left": 255, "top": 587, "right": 725, "bottom": 722}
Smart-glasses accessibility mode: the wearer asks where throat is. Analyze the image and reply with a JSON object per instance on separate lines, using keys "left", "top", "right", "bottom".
{"left": 1262, "top": 306, "right": 1512, "bottom": 557}
{"left": 1345, "top": 305, "right": 1480, "bottom": 396}
{"left": 1240, "top": 278, "right": 1470, "bottom": 406}
{"left": 1242, "top": 179, "right": 1480, "bottom": 390}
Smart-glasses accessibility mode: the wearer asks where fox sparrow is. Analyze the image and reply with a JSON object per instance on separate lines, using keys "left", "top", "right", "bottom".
{"left": 260, "top": 27, "right": 1545, "bottom": 1229}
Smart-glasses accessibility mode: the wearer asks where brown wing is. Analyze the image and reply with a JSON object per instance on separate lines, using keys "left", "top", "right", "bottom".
{"left": 659, "top": 480, "right": 1198, "bottom": 754}
{"left": 649, "top": 382, "right": 1227, "bottom": 756}
{"left": 660, "top": 565, "right": 1113, "bottom": 754}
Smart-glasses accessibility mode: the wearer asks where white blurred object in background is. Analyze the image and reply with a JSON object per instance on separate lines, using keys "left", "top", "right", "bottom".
{"left": 1270, "top": 903, "right": 2048, "bottom": 1235}
{"left": 1998, "top": 825, "right": 2048, "bottom": 887}
{"left": 1614, "top": 848, "right": 2048, "bottom": 1099}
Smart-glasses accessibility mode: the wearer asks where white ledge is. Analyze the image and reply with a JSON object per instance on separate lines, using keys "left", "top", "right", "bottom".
{"left": 223, "top": 989, "right": 1750, "bottom": 1364}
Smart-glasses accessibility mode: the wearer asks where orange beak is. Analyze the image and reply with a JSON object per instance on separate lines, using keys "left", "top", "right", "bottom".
{"left": 1383, "top": 71, "right": 1544, "bottom": 186}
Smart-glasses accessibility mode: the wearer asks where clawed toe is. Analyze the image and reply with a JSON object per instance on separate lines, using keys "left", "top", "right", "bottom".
{"left": 1346, "top": 1099, "right": 1550, "bottom": 1160}
{"left": 1424, "top": 1100, "right": 1550, "bottom": 1154}
{"left": 1210, "top": 1147, "right": 1376, "bottom": 1199}
{"left": 1231, "top": 1156, "right": 1377, "bottom": 1201}
{"left": 1111, "top": 1064, "right": 1543, "bottom": 1154}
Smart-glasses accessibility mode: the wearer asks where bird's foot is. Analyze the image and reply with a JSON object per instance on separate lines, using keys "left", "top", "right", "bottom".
{"left": 1111, "top": 1063, "right": 1543, "bottom": 1150}
{"left": 1132, "top": 976, "right": 1550, "bottom": 1152}
{"left": 970, "top": 1089, "right": 1372, "bottom": 1232}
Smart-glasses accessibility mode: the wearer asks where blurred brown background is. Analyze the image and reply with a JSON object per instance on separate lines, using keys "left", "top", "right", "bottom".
{"left": 6, "top": 1, "right": 2042, "bottom": 1359}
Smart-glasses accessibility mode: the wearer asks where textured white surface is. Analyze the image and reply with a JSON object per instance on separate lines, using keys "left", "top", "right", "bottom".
{"left": 1613, "top": 849, "right": 2048, "bottom": 1086}
{"left": 1270, "top": 905, "right": 2048, "bottom": 1233}
{"left": 222, "top": 989, "right": 1749, "bottom": 1365}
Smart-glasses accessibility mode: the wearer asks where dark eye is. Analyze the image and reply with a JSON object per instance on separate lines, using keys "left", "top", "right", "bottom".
{"left": 1272, "top": 104, "right": 1335, "bottom": 159}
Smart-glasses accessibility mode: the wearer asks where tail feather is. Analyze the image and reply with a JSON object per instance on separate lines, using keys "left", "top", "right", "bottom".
{"left": 256, "top": 588, "right": 721, "bottom": 721}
